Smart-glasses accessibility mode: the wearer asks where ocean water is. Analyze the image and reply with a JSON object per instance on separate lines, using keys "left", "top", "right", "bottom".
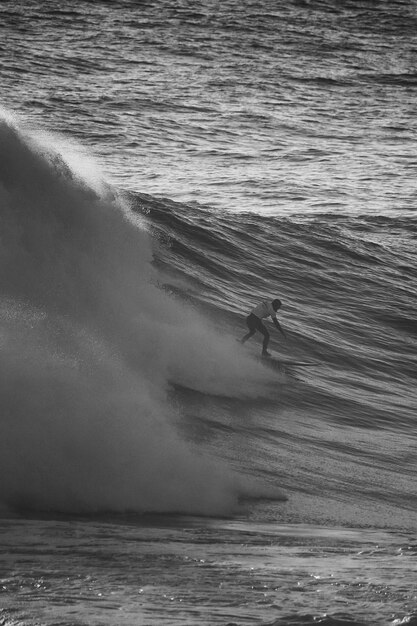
{"left": 1, "top": 1, "right": 417, "bottom": 625}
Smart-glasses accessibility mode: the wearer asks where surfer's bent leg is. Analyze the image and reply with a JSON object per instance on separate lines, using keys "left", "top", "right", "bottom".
{"left": 241, "top": 314, "right": 269, "bottom": 353}
{"left": 241, "top": 313, "right": 258, "bottom": 343}
{"left": 259, "top": 323, "right": 270, "bottom": 353}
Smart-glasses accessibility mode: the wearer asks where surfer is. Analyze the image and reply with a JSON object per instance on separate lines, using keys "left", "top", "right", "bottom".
{"left": 240, "top": 298, "right": 286, "bottom": 357}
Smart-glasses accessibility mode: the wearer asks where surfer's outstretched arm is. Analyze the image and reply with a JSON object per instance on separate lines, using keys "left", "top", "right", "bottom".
{"left": 273, "top": 318, "right": 286, "bottom": 338}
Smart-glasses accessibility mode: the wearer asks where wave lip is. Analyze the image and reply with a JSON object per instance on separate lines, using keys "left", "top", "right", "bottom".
{"left": 0, "top": 112, "right": 279, "bottom": 516}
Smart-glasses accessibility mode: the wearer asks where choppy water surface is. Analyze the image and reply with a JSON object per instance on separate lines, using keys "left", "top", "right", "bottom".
{"left": 1, "top": 518, "right": 417, "bottom": 626}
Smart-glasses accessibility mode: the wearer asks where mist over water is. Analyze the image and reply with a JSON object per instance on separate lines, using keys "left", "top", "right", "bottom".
{"left": 0, "top": 113, "right": 283, "bottom": 516}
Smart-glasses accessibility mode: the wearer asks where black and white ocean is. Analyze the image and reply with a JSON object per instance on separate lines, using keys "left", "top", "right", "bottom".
{"left": 1, "top": 1, "right": 416, "bottom": 624}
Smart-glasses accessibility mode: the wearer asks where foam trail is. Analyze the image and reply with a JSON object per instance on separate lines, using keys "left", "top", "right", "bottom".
{"left": 0, "top": 112, "right": 280, "bottom": 515}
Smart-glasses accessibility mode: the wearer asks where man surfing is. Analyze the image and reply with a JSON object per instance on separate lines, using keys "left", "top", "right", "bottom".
{"left": 240, "top": 298, "right": 286, "bottom": 357}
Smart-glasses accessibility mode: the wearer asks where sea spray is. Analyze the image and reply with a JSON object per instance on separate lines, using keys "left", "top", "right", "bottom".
{"left": 0, "top": 114, "right": 282, "bottom": 515}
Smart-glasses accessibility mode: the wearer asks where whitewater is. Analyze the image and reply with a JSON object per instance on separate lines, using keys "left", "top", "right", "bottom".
{"left": 1, "top": 1, "right": 417, "bottom": 624}
{"left": 0, "top": 114, "right": 288, "bottom": 516}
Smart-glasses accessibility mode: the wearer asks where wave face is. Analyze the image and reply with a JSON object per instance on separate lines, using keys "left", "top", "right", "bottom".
{"left": 0, "top": 115, "right": 285, "bottom": 516}
{"left": 133, "top": 191, "right": 417, "bottom": 529}
{"left": 143, "top": 192, "right": 417, "bottom": 428}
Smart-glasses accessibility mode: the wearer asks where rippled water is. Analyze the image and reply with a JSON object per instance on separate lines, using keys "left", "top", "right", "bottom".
{"left": 2, "top": 0, "right": 417, "bottom": 214}
{"left": 1, "top": 517, "right": 417, "bottom": 626}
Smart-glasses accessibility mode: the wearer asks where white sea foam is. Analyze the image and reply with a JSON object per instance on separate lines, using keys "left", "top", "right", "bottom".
{"left": 0, "top": 113, "right": 280, "bottom": 515}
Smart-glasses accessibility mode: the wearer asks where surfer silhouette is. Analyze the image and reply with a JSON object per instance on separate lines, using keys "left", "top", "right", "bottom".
{"left": 240, "top": 298, "right": 286, "bottom": 357}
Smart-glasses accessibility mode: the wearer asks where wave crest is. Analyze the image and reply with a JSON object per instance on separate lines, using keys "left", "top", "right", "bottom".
{"left": 0, "top": 113, "right": 276, "bottom": 516}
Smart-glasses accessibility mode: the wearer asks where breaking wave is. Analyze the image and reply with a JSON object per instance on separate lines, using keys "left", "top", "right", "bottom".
{"left": 0, "top": 112, "right": 281, "bottom": 516}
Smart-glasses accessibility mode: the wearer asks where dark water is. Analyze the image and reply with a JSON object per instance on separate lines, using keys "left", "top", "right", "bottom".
{"left": 1, "top": 1, "right": 417, "bottom": 624}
